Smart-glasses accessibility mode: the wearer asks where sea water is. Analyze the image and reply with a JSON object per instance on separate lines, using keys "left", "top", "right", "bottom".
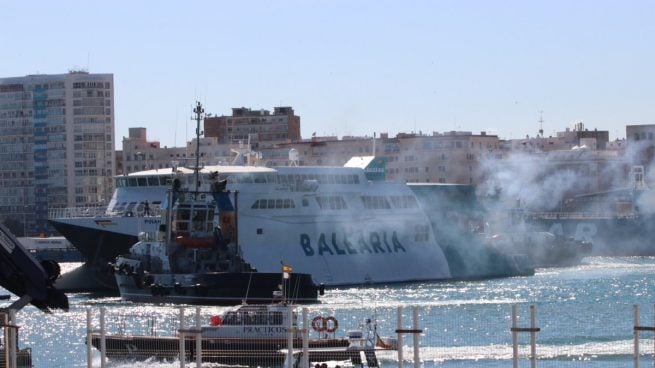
{"left": 2, "top": 257, "right": 655, "bottom": 367}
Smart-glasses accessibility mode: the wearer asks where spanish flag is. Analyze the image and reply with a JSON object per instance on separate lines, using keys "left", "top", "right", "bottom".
{"left": 282, "top": 264, "right": 292, "bottom": 279}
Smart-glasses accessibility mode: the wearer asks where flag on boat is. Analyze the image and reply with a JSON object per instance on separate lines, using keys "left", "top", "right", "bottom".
{"left": 282, "top": 264, "right": 292, "bottom": 279}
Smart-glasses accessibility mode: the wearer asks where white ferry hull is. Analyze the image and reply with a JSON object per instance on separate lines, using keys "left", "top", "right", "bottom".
{"left": 238, "top": 213, "right": 452, "bottom": 285}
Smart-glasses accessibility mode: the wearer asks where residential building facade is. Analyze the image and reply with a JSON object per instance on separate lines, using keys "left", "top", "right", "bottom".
{"left": 0, "top": 71, "right": 115, "bottom": 235}
{"left": 203, "top": 106, "right": 300, "bottom": 147}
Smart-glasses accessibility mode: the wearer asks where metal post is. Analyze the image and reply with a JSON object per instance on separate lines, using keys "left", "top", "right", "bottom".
{"left": 635, "top": 305, "right": 640, "bottom": 368}
{"left": 2, "top": 312, "right": 9, "bottom": 368}
{"left": 530, "top": 305, "right": 536, "bottom": 368}
{"left": 86, "top": 309, "right": 93, "bottom": 368}
{"left": 412, "top": 307, "right": 420, "bottom": 368}
{"left": 100, "top": 307, "right": 106, "bottom": 368}
{"left": 195, "top": 307, "right": 201, "bottom": 368}
{"left": 397, "top": 306, "right": 403, "bottom": 368}
{"left": 179, "top": 307, "right": 185, "bottom": 368}
{"left": 302, "top": 308, "right": 309, "bottom": 368}
{"left": 512, "top": 305, "right": 518, "bottom": 368}
{"left": 287, "top": 307, "right": 294, "bottom": 368}
{"left": 8, "top": 309, "right": 16, "bottom": 368}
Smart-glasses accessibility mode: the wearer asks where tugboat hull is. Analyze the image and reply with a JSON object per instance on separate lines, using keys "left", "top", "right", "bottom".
{"left": 115, "top": 271, "right": 320, "bottom": 305}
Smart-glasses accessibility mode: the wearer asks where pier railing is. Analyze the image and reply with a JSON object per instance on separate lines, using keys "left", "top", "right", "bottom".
{"left": 84, "top": 306, "right": 419, "bottom": 368}
{"left": 79, "top": 304, "right": 655, "bottom": 368}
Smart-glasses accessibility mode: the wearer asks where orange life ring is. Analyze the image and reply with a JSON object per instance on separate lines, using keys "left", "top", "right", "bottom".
{"left": 324, "top": 316, "right": 338, "bottom": 333}
{"left": 209, "top": 315, "right": 222, "bottom": 326}
{"left": 311, "top": 316, "right": 325, "bottom": 332}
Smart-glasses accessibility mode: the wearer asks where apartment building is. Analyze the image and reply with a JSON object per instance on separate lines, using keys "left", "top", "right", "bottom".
{"left": 120, "top": 127, "right": 255, "bottom": 174}
{"left": 264, "top": 131, "right": 500, "bottom": 185}
{"left": 0, "top": 71, "right": 115, "bottom": 235}
{"left": 203, "top": 106, "right": 300, "bottom": 147}
{"left": 626, "top": 124, "right": 655, "bottom": 168}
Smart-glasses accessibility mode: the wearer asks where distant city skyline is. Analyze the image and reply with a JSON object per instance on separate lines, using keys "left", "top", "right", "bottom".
{"left": 3, "top": 0, "right": 653, "bottom": 147}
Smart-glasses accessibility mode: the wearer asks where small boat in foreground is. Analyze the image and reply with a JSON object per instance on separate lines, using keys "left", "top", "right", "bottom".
{"left": 90, "top": 303, "right": 396, "bottom": 366}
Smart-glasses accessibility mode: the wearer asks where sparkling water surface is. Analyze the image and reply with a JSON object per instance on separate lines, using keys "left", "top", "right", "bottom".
{"left": 2, "top": 257, "right": 655, "bottom": 367}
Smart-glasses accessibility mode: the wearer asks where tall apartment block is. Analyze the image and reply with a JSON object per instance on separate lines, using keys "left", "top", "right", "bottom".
{"left": 0, "top": 71, "right": 115, "bottom": 236}
{"left": 204, "top": 106, "right": 300, "bottom": 147}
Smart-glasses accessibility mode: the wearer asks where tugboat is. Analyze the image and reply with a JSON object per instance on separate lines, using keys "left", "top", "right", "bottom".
{"left": 91, "top": 303, "right": 396, "bottom": 366}
{"left": 112, "top": 102, "right": 321, "bottom": 305}
{"left": 113, "top": 187, "right": 322, "bottom": 305}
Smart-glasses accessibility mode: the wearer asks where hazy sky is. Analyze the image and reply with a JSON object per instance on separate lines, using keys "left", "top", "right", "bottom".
{"left": 3, "top": 1, "right": 654, "bottom": 147}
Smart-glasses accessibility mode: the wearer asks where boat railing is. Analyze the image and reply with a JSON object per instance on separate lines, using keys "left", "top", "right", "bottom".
{"left": 48, "top": 207, "right": 163, "bottom": 219}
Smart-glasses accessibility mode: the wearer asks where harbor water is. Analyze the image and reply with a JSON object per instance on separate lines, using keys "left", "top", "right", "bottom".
{"left": 2, "top": 256, "right": 655, "bottom": 367}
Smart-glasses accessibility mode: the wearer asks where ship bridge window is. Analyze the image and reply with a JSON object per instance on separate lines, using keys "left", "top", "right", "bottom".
{"left": 137, "top": 177, "right": 147, "bottom": 186}
{"left": 316, "top": 196, "right": 347, "bottom": 210}
{"left": 128, "top": 177, "right": 137, "bottom": 187}
{"left": 235, "top": 175, "right": 254, "bottom": 183}
{"left": 390, "top": 195, "right": 419, "bottom": 209}
{"left": 251, "top": 198, "right": 296, "bottom": 209}
{"left": 147, "top": 177, "right": 160, "bottom": 186}
{"left": 361, "top": 196, "right": 391, "bottom": 210}
{"left": 125, "top": 202, "right": 138, "bottom": 213}
{"left": 112, "top": 202, "right": 128, "bottom": 212}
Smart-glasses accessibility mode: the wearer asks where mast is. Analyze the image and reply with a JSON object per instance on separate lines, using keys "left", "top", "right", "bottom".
{"left": 192, "top": 101, "right": 205, "bottom": 198}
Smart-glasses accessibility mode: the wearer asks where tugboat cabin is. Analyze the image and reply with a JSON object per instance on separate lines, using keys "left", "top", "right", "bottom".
{"left": 172, "top": 201, "right": 215, "bottom": 248}
{"left": 201, "top": 304, "right": 298, "bottom": 339}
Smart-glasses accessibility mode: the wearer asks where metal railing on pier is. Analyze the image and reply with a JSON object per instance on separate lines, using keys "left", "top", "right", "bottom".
{"left": 81, "top": 304, "right": 655, "bottom": 368}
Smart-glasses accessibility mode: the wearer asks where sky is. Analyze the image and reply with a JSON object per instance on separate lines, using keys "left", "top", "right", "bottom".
{"left": 2, "top": 0, "right": 654, "bottom": 147}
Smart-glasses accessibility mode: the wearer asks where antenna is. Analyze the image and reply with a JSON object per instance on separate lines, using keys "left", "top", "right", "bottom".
{"left": 538, "top": 111, "right": 544, "bottom": 137}
{"left": 192, "top": 101, "right": 205, "bottom": 197}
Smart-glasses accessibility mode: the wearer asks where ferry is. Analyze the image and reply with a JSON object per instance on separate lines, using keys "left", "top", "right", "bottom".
{"left": 50, "top": 162, "right": 454, "bottom": 290}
